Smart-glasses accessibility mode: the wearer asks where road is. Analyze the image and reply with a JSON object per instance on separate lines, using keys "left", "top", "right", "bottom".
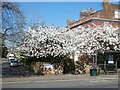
{"left": 2, "top": 74, "right": 119, "bottom": 88}
{"left": 2, "top": 79, "right": 118, "bottom": 88}
{"left": 1, "top": 60, "right": 119, "bottom": 89}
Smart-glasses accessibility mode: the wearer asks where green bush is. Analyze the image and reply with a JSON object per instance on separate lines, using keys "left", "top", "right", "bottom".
{"left": 2, "top": 46, "right": 8, "bottom": 58}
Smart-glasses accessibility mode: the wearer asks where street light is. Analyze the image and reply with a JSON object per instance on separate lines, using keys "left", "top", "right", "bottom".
{"left": 74, "top": 50, "right": 80, "bottom": 64}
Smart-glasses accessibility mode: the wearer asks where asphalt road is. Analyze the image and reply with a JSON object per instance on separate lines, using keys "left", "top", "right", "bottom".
{"left": 2, "top": 74, "right": 119, "bottom": 88}
{"left": 2, "top": 79, "right": 118, "bottom": 88}
{"left": 1, "top": 60, "right": 119, "bottom": 89}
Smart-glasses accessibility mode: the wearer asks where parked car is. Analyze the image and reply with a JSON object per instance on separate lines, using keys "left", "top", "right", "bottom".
{"left": 7, "top": 53, "right": 15, "bottom": 60}
{"left": 9, "top": 59, "right": 18, "bottom": 67}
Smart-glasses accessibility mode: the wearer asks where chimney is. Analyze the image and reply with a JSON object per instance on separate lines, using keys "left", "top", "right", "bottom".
{"left": 102, "top": 0, "right": 109, "bottom": 10}
{"left": 67, "top": 20, "right": 75, "bottom": 26}
{"left": 88, "top": 8, "right": 92, "bottom": 14}
{"left": 102, "top": 0, "right": 109, "bottom": 5}
{"left": 102, "top": 0, "right": 109, "bottom": 3}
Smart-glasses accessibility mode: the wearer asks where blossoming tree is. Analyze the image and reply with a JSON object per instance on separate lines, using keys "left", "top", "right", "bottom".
{"left": 17, "top": 25, "right": 67, "bottom": 58}
{"left": 17, "top": 23, "right": 120, "bottom": 59}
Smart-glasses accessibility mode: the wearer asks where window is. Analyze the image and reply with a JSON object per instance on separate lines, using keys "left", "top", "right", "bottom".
{"left": 114, "top": 9, "right": 120, "bottom": 18}
{"left": 108, "top": 55, "right": 114, "bottom": 64}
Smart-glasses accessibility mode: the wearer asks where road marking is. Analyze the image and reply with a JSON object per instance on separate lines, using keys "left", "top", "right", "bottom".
{"left": 101, "top": 80, "right": 112, "bottom": 82}
{"left": 3, "top": 79, "right": 88, "bottom": 84}
{"left": 90, "top": 80, "right": 113, "bottom": 83}
{"left": 2, "top": 77, "right": 117, "bottom": 84}
{"left": 102, "top": 78, "right": 118, "bottom": 80}
{"left": 3, "top": 81, "right": 30, "bottom": 84}
{"left": 90, "top": 81, "right": 100, "bottom": 82}
{"left": 34, "top": 79, "right": 86, "bottom": 83}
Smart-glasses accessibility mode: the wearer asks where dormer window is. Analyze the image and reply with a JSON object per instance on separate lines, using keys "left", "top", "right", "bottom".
{"left": 114, "top": 9, "right": 120, "bottom": 18}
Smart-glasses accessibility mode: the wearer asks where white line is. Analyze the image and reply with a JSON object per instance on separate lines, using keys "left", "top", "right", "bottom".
{"left": 3, "top": 81, "right": 30, "bottom": 84}
{"left": 101, "top": 80, "right": 112, "bottom": 82}
{"left": 90, "top": 80, "right": 113, "bottom": 83}
{"left": 89, "top": 80, "right": 102, "bottom": 83}
{"left": 3, "top": 79, "right": 87, "bottom": 84}
{"left": 3, "top": 77, "right": 116, "bottom": 84}
{"left": 34, "top": 79, "right": 84, "bottom": 83}
{"left": 102, "top": 78, "right": 118, "bottom": 80}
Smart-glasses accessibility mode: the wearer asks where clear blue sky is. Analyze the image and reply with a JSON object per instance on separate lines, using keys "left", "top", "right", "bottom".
{"left": 19, "top": 2, "right": 105, "bottom": 27}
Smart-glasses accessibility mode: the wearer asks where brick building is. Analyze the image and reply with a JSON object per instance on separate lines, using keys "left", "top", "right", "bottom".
{"left": 66, "top": 0, "right": 120, "bottom": 29}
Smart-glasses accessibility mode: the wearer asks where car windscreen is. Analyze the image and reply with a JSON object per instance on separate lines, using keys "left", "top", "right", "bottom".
{"left": 11, "top": 60, "right": 17, "bottom": 63}
{"left": 9, "top": 59, "right": 14, "bottom": 61}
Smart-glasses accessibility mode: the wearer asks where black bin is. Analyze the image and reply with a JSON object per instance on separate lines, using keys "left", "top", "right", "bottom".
{"left": 90, "top": 69, "right": 97, "bottom": 76}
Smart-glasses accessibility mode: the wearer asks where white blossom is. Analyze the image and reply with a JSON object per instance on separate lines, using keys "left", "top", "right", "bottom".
{"left": 17, "top": 23, "right": 120, "bottom": 58}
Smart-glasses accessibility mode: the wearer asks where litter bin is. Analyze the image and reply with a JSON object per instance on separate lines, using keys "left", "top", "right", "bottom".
{"left": 90, "top": 68, "right": 97, "bottom": 76}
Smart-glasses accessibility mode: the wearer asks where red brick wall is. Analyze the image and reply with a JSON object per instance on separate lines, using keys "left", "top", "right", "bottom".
{"left": 67, "top": 2, "right": 120, "bottom": 29}
{"left": 101, "top": 3, "right": 120, "bottom": 19}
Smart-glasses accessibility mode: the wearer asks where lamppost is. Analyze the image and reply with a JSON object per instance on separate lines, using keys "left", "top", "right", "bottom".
{"left": 91, "top": 50, "right": 98, "bottom": 69}
{"left": 74, "top": 50, "right": 80, "bottom": 65}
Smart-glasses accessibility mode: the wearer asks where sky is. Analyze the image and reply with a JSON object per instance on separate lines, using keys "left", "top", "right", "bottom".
{"left": 18, "top": 1, "right": 118, "bottom": 27}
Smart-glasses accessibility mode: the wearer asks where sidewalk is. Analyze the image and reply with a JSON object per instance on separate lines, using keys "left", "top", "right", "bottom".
{"left": 2, "top": 74, "right": 118, "bottom": 83}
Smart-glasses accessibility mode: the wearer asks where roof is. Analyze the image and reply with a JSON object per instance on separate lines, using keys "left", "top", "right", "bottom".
{"left": 8, "top": 54, "right": 15, "bottom": 57}
{"left": 66, "top": 10, "right": 102, "bottom": 29}
{"left": 66, "top": 2, "right": 120, "bottom": 29}
{"left": 68, "top": 18, "right": 120, "bottom": 29}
